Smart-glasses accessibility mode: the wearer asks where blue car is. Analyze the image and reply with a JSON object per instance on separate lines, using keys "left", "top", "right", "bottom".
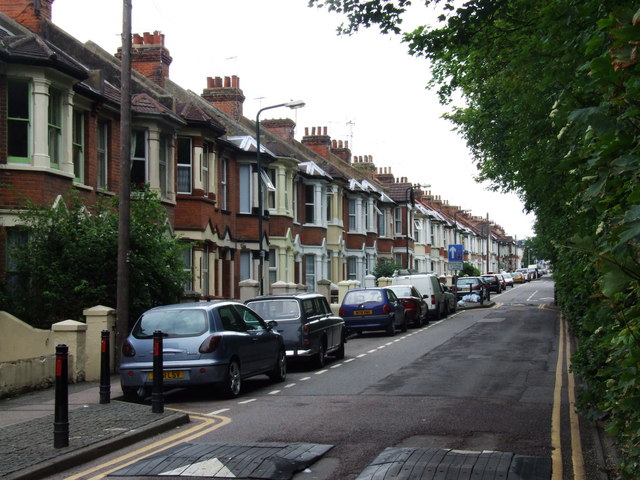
{"left": 120, "top": 301, "right": 286, "bottom": 400}
{"left": 339, "top": 287, "right": 407, "bottom": 336}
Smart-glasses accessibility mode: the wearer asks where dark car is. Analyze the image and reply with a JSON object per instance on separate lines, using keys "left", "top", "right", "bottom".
{"left": 453, "top": 277, "right": 490, "bottom": 304}
{"left": 339, "top": 287, "right": 407, "bottom": 336}
{"left": 120, "top": 301, "right": 286, "bottom": 400}
{"left": 246, "top": 293, "right": 345, "bottom": 369}
{"left": 481, "top": 274, "right": 503, "bottom": 293}
{"left": 385, "top": 284, "right": 428, "bottom": 327}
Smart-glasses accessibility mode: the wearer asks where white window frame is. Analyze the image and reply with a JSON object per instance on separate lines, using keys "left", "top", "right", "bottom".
{"left": 7, "top": 78, "right": 31, "bottom": 163}
{"left": 239, "top": 163, "right": 252, "bottom": 213}
{"left": 201, "top": 244, "right": 209, "bottom": 296}
{"left": 131, "top": 128, "right": 148, "bottom": 186}
{"left": 394, "top": 207, "right": 403, "bottom": 235}
{"left": 305, "top": 184, "right": 315, "bottom": 224}
{"left": 269, "top": 247, "right": 278, "bottom": 286}
{"left": 240, "top": 250, "right": 253, "bottom": 281}
{"left": 97, "top": 120, "right": 109, "bottom": 190}
{"left": 220, "top": 157, "right": 228, "bottom": 210}
{"left": 72, "top": 110, "right": 84, "bottom": 182}
{"left": 305, "top": 254, "right": 316, "bottom": 292}
{"left": 177, "top": 136, "right": 192, "bottom": 194}
{"left": 48, "top": 87, "right": 62, "bottom": 168}
{"left": 182, "top": 247, "right": 193, "bottom": 291}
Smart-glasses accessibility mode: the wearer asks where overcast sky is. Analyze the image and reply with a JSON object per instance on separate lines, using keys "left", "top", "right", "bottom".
{"left": 52, "top": 0, "right": 536, "bottom": 239}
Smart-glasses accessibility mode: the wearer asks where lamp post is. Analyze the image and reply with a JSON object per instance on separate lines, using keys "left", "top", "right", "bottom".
{"left": 404, "top": 184, "right": 429, "bottom": 270}
{"left": 256, "top": 100, "right": 305, "bottom": 295}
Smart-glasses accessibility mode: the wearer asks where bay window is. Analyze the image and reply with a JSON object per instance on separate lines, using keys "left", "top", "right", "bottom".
{"left": 7, "top": 79, "right": 30, "bottom": 163}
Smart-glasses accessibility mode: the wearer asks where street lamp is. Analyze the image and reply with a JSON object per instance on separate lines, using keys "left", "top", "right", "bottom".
{"left": 256, "top": 100, "right": 305, "bottom": 295}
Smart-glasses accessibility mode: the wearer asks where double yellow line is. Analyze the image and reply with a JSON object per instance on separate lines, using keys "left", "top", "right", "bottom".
{"left": 65, "top": 409, "right": 230, "bottom": 480}
{"left": 551, "top": 312, "right": 586, "bottom": 480}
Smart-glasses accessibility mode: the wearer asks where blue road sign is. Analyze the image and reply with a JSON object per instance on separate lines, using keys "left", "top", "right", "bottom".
{"left": 448, "top": 244, "right": 464, "bottom": 262}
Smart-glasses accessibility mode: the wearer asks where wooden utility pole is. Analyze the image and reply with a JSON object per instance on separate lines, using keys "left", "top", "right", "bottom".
{"left": 116, "top": 0, "right": 132, "bottom": 366}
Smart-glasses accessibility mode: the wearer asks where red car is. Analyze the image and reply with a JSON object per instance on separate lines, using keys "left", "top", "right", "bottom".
{"left": 385, "top": 284, "right": 428, "bottom": 327}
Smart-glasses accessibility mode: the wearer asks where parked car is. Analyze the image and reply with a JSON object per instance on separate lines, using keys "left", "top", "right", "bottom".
{"left": 385, "top": 284, "right": 428, "bottom": 327}
{"left": 440, "top": 283, "right": 458, "bottom": 315}
{"left": 500, "top": 272, "right": 514, "bottom": 288}
{"left": 245, "top": 293, "right": 345, "bottom": 369}
{"left": 511, "top": 271, "right": 525, "bottom": 283}
{"left": 481, "top": 274, "right": 503, "bottom": 293}
{"left": 339, "top": 287, "right": 407, "bottom": 336}
{"left": 391, "top": 273, "right": 446, "bottom": 320}
{"left": 120, "top": 301, "right": 286, "bottom": 400}
{"left": 453, "top": 277, "right": 490, "bottom": 304}
{"left": 516, "top": 268, "right": 532, "bottom": 282}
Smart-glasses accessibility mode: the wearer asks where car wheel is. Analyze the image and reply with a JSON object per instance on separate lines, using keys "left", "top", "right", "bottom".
{"left": 400, "top": 315, "right": 408, "bottom": 333}
{"left": 386, "top": 318, "right": 396, "bottom": 336}
{"left": 121, "top": 386, "right": 141, "bottom": 403}
{"left": 221, "top": 359, "right": 242, "bottom": 398}
{"left": 268, "top": 348, "right": 287, "bottom": 382}
{"left": 334, "top": 332, "right": 346, "bottom": 359}
{"left": 313, "top": 341, "right": 327, "bottom": 369}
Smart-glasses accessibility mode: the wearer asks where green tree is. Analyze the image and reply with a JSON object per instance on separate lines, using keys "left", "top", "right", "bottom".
{"left": 460, "top": 262, "right": 480, "bottom": 277}
{"left": 310, "top": 1, "right": 640, "bottom": 475}
{"left": 372, "top": 258, "right": 403, "bottom": 279}
{"left": 4, "top": 190, "right": 190, "bottom": 329}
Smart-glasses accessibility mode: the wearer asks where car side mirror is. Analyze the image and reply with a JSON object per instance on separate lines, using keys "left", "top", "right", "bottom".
{"left": 267, "top": 320, "right": 278, "bottom": 329}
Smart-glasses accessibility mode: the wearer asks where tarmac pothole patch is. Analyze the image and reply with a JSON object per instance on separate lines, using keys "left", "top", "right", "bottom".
{"left": 108, "top": 442, "right": 333, "bottom": 479}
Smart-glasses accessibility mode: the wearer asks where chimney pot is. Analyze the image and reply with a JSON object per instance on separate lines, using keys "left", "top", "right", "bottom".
{"left": 323, "top": 126, "right": 328, "bottom": 135}
{"left": 224, "top": 76, "right": 231, "bottom": 87}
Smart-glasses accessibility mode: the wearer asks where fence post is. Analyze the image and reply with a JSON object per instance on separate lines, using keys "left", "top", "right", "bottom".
{"left": 99, "top": 330, "right": 110, "bottom": 404}
{"left": 54, "top": 344, "right": 69, "bottom": 448}
{"left": 151, "top": 330, "right": 164, "bottom": 413}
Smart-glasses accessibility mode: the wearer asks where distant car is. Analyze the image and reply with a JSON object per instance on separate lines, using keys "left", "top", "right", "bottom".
{"left": 481, "top": 274, "right": 503, "bottom": 293}
{"left": 385, "top": 284, "right": 429, "bottom": 327}
{"left": 500, "top": 272, "right": 514, "bottom": 288}
{"left": 120, "top": 301, "right": 286, "bottom": 400}
{"left": 339, "top": 287, "right": 407, "bottom": 336}
{"left": 246, "top": 293, "right": 346, "bottom": 369}
{"left": 453, "top": 277, "right": 490, "bottom": 304}
{"left": 516, "top": 268, "right": 532, "bottom": 282}
{"left": 511, "top": 271, "right": 525, "bottom": 283}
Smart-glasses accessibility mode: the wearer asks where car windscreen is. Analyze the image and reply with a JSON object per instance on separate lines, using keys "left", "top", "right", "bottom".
{"left": 387, "top": 286, "right": 412, "bottom": 297}
{"left": 132, "top": 309, "right": 208, "bottom": 338}
{"left": 456, "top": 278, "right": 477, "bottom": 285}
{"left": 343, "top": 290, "right": 384, "bottom": 305}
{"left": 247, "top": 299, "right": 301, "bottom": 321}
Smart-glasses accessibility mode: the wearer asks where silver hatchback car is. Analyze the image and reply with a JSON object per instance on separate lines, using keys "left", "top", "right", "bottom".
{"left": 120, "top": 301, "right": 286, "bottom": 400}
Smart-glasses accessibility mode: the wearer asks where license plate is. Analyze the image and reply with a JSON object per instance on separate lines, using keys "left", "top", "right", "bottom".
{"left": 354, "top": 310, "right": 373, "bottom": 315}
{"left": 148, "top": 370, "right": 185, "bottom": 380}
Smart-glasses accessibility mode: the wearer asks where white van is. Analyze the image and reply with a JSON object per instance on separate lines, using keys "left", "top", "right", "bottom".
{"left": 391, "top": 273, "right": 446, "bottom": 319}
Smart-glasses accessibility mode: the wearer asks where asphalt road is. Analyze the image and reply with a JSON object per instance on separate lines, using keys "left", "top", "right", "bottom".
{"left": 51, "top": 276, "right": 603, "bottom": 480}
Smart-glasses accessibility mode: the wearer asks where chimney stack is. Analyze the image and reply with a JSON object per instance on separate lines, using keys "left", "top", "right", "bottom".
{"left": 261, "top": 118, "right": 297, "bottom": 144}
{"left": 0, "top": 0, "right": 53, "bottom": 34}
{"left": 116, "top": 31, "right": 172, "bottom": 87}
{"left": 302, "top": 126, "right": 332, "bottom": 159}
{"left": 201, "top": 76, "right": 245, "bottom": 121}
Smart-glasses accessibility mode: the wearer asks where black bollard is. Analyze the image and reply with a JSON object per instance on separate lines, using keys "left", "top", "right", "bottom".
{"left": 99, "top": 330, "right": 110, "bottom": 404}
{"left": 54, "top": 344, "right": 69, "bottom": 448}
{"left": 151, "top": 330, "right": 164, "bottom": 413}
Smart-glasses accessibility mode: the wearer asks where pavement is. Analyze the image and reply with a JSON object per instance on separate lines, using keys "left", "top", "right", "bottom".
{"left": 0, "top": 375, "right": 189, "bottom": 480}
